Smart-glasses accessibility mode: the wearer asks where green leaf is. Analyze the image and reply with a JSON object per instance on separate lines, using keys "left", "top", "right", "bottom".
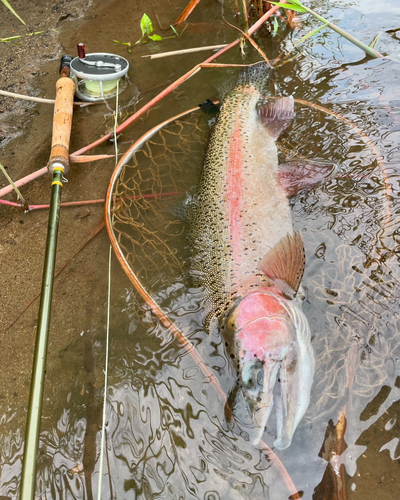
{"left": 369, "top": 32, "right": 380, "bottom": 49}
{"left": 140, "top": 13, "right": 153, "bottom": 37}
{"left": 149, "top": 34, "right": 162, "bottom": 41}
{"left": 268, "top": 2, "right": 307, "bottom": 12}
{"left": 0, "top": 35, "right": 22, "bottom": 41}
{"left": 1, "top": 0, "right": 25, "bottom": 25}
{"left": 286, "top": 0, "right": 304, "bottom": 6}
{"left": 298, "top": 22, "right": 328, "bottom": 43}
{"left": 273, "top": 17, "right": 279, "bottom": 36}
{"left": 170, "top": 24, "right": 179, "bottom": 37}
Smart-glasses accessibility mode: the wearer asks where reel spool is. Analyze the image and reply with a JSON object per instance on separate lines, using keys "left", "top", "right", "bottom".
{"left": 70, "top": 43, "right": 129, "bottom": 102}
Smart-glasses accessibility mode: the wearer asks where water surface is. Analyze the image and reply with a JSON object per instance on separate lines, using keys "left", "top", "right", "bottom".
{"left": 1, "top": 0, "right": 400, "bottom": 499}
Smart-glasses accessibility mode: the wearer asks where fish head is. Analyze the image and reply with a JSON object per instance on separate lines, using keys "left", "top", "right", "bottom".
{"left": 226, "top": 290, "right": 293, "bottom": 363}
{"left": 225, "top": 290, "right": 294, "bottom": 443}
{"left": 224, "top": 290, "right": 314, "bottom": 448}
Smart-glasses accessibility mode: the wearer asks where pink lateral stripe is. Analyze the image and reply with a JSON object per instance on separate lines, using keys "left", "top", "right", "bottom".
{"left": 226, "top": 112, "right": 244, "bottom": 282}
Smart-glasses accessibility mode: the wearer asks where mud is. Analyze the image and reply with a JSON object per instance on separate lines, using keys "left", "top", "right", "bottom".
{"left": 0, "top": 0, "right": 114, "bottom": 429}
{"left": 0, "top": 0, "right": 226, "bottom": 439}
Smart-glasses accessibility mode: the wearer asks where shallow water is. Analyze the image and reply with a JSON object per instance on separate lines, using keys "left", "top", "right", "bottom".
{"left": 1, "top": 0, "right": 400, "bottom": 499}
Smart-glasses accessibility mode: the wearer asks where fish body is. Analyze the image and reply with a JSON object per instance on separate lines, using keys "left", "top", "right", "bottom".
{"left": 189, "top": 67, "right": 292, "bottom": 314}
{"left": 188, "top": 63, "right": 314, "bottom": 449}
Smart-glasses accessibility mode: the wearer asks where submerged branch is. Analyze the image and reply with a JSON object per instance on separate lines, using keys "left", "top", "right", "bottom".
{"left": 173, "top": 0, "right": 202, "bottom": 26}
{"left": 224, "top": 18, "right": 272, "bottom": 68}
{"left": 142, "top": 44, "right": 228, "bottom": 59}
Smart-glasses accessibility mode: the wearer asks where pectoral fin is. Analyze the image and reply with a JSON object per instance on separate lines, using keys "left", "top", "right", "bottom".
{"left": 259, "top": 232, "right": 305, "bottom": 300}
{"left": 279, "top": 161, "right": 336, "bottom": 197}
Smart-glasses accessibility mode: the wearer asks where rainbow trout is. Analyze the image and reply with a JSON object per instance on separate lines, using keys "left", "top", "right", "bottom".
{"left": 188, "top": 62, "right": 315, "bottom": 449}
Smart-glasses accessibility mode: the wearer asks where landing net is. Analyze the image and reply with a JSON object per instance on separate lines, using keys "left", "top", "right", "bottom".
{"left": 104, "top": 100, "right": 395, "bottom": 427}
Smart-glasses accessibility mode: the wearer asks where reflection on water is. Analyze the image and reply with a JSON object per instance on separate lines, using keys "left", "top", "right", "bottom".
{"left": 0, "top": 410, "right": 87, "bottom": 499}
{"left": 2, "top": 0, "right": 400, "bottom": 498}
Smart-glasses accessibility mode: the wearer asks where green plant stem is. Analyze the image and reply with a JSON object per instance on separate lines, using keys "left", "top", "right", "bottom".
{"left": 305, "top": 6, "right": 383, "bottom": 58}
{"left": 270, "top": 1, "right": 383, "bottom": 59}
{"left": 1, "top": 0, "right": 25, "bottom": 25}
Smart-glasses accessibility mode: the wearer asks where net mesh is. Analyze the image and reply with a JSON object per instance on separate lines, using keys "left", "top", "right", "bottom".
{"left": 111, "top": 111, "right": 210, "bottom": 291}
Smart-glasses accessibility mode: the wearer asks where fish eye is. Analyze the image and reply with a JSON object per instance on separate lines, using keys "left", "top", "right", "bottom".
{"left": 242, "top": 362, "right": 264, "bottom": 391}
{"left": 245, "top": 377, "right": 256, "bottom": 389}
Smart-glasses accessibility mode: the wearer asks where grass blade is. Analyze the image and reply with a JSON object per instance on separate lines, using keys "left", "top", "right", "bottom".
{"left": 268, "top": 2, "right": 307, "bottom": 13}
{"left": 297, "top": 22, "right": 328, "bottom": 43}
{"left": 369, "top": 32, "right": 381, "bottom": 49}
{"left": 0, "top": 162, "right": 28, "bottom": 208}
{"left": 0, "top": 35, "right": 22, "bottom": 42}
{"left": 1, "top": 0, "right": 25, "bottom": 25}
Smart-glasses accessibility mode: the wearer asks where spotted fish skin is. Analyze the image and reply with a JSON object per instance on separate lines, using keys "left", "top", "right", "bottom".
{"left": 188, "top": 63, "right": 292, "bottom": 318}
{"left": 188, "top": 62, "right": 314, "bottom": 449}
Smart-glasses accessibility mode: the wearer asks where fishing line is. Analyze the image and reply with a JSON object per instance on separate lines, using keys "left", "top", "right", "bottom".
{"left": 97, "top": 79, "right": 119, "bottom": 500}
{"left": 96, "top": 245, "right": 112, "bottom": 500}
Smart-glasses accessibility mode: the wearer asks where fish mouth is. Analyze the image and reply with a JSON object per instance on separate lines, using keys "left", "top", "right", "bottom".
{"left": 227, "top": 300, "right": 315, "bottom": 449}
{"left": 227, "top": 359, "right": 277, "bottom": 445}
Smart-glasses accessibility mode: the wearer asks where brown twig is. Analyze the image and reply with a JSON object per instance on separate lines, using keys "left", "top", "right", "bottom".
{"left": 142, "top": 44, "right": 228, "bottom": 59}
{"left": 200, "top": 62, "right": 266, "bottom": 68}
{"left": 69, "top": 154, "right": 115, "bottom": 163}
{"left": 223, "top": 17, "right": 272, "bottom": 68}
{"left": 173, "top": 0, "right": 202, "bottom": 26}
{"left": 0, "top": 89, "right": 97, "bottom": 106}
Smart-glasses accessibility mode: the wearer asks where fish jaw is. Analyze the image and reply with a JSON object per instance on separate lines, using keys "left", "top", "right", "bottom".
{"left": 273, "top": 303, "right": 315, "bottom": 450}
{"left": 226, "top": 291, "right": 314, "bottom": 448}
{"left": 243, "top": 358, "right": 280, "bottom": 445}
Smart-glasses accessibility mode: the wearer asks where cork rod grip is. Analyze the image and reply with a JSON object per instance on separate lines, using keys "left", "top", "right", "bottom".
{"left": 47, "top": 75, "right": 76, "bottom": 175}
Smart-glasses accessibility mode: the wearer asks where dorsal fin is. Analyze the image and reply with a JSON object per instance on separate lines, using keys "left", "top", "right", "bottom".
{"left": 258, "top": 96, "right": 294, "bottom": 139}
{"left": 258, "top": 231, "right": 305, "bottom": 299}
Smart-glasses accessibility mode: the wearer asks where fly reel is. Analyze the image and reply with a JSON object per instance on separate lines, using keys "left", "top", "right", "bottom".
{"left": 69, "top": 43, "right": 129, "bottom": 102}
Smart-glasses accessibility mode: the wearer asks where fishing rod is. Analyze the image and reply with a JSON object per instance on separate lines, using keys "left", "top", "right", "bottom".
{"left": 19, "top": 45, "right": 129, "bottom": 499}
{"left": 20, "top": 54, "right": 75, "bottom": 500}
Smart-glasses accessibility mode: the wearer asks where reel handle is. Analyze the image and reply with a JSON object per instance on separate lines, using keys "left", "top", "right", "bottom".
{"left": 47, "top": 55, "right": 75, "bottom": 176}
